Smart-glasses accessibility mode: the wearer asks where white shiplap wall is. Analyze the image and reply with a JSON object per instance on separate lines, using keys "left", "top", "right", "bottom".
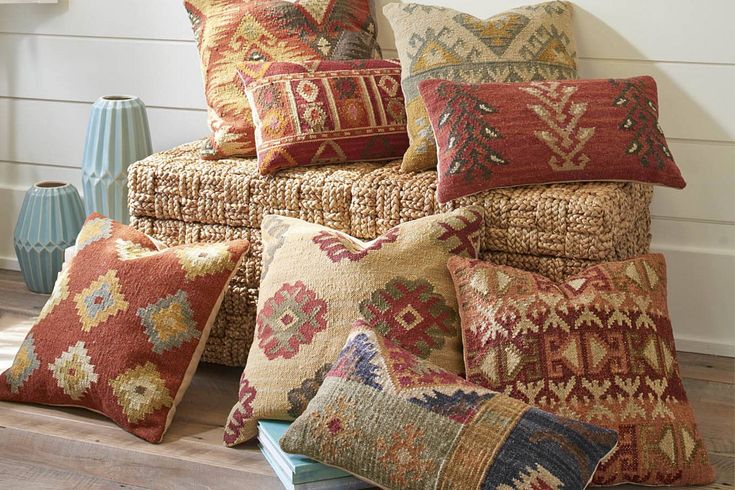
{"left": 0, "top": 0, "right": 733, "bottom": 355}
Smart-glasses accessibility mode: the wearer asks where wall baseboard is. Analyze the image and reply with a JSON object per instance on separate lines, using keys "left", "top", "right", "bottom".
{"left": 0, "top": 256, "right": 19, "bottom": 272}
{"left": 674, "top": 336, "right": 735, "bottom": 358}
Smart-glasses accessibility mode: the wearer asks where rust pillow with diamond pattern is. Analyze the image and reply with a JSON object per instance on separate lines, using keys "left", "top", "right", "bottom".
{"left": 447, "top": 254, "right": 715, "bottom": 486}
{"left": 0, "top": 214, "right": 249, "bottom": 443}
{"left": 419, "top": 76, "right": 686, "bottom": 203}
{"left": 383, "top": 0, "right": 578, "bottom": 172}
{"left": 239, "top": 59, "right": 408, "bottom": 175}
{"left": 223, "top": 207, "right": 484, "bottom": 446}
{"left": 184, "top": 0, "right": 381, "bottom": 160}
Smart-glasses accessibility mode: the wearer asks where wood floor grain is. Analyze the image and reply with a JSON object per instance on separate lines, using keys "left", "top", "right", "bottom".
{"left": 0, "top": 269, "right": 732, "bottom": 489}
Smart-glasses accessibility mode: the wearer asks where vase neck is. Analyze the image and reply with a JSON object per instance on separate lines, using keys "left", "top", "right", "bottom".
{"left": 34, "top": 181, "right": 70, "bottom": 190}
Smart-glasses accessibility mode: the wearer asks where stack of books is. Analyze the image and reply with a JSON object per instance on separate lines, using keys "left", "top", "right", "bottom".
{"left": 258, "top": 420, "right": 372, "bottom": 490}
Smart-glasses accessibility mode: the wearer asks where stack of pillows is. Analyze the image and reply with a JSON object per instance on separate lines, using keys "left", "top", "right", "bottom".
{"left": 0, "top": 0, "right": 713, "bottom": 488}
{"left": 183, "top": 0, "right": 685, "bottom": 199}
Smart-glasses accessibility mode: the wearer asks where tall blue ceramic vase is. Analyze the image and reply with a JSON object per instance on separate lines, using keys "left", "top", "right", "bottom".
{"left": 14, "top": 182, "right": 85, "bottom": 294}
{"left": 81, "top": 95, "right": 152, "bottom": 224}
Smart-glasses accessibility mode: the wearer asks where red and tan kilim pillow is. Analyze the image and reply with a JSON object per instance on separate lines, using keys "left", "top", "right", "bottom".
{"left": 239, "top": 59, "right": 408, "bottom": 175}
{"left": 0, "top": 214, "right": 249, "bottom": 443}
{"left": 184, "top": 0, "right": 381, "bottom": 160}
{"left": 223, "top": 207, "right": 484, "bottom": 446}
{"left": 447, "top": 254, "right": 715, "bottom": 486}
{"left": 419, "top": 76, "right": 685, "bottom": 203}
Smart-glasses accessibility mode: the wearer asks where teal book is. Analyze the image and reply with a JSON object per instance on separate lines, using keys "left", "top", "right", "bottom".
{"left": 258, "top": 420, "right": 370, "bottom": 489}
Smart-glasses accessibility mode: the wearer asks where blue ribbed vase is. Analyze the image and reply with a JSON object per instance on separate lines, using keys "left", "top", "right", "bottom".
{"left": 81, "top": 95, "right": 152, "bottom": 224}
{"left": 14, "top": 182, "right": 85, "bottom": 294}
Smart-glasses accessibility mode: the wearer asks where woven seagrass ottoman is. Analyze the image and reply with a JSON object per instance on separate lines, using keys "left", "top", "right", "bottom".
{"left": 128, "top": 141, "right": 653, "bottom": 366}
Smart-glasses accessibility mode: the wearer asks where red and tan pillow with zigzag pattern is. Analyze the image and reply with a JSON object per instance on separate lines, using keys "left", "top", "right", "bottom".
{"left": 448, "top": 253, "right": 714, "bottom": 486}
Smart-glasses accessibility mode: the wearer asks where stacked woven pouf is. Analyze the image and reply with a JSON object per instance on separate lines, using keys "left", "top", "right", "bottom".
{"left": 128, "top": 141, "right": 653, "bottom": 367}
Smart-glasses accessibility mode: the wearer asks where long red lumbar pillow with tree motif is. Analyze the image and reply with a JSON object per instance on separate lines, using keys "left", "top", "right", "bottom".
{"left": 419, "top": 76, "right": 685, "bottom": 203}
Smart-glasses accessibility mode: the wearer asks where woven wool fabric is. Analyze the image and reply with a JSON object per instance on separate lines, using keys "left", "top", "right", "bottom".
{"left": 239, "top": 59, "right": 408, "bottom": 175}
{"left": 383, "top": 0, "right": 577, "bottom": 172}
{"left": 184, "top": 0, "right": 380, "bottom": 160}
{"left": 0, "top": 214, "right": 248, "bottom": 443}
{"left": 280, "top": 324, "right": 618, "bottom": 489}
{"left": 222, "top": 207, "right": 484, "bottom": 446}
{"left": 420, "top": 76, "right": 686, "bottom": 203}
{"left": 448, "top": 254, "right": 715, "bottom": 486}
{"left": 128, "top": 142, "right": 653, "bottom": 366}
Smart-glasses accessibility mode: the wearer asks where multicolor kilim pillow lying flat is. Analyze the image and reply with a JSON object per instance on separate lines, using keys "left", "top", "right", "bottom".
{"left": 448, "top": 254, "right": 715, "bottom": 486}
{"left": 223, "top": 207, "right": 484, "bottom": 446}
{"left": 420, "top": 76, "right": 686, "bottom": 202}
{"left": 281, "top": 324, "right": 618, "bottom": 489}
{"left": 383, "top": 0, "right": 577, "bottom": 172}
{"left": 0, "top": 214, "right": 249, "bottom": 443}
{"left": 239, "top": 59, "right": 408, "bottom": 175}
{"left": 184, "top": 0, "right": 381, "bottom": 160}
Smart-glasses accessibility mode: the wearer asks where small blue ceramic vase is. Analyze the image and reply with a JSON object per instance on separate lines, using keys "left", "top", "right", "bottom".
{"left": 81, "top": 95, "right": 152, "bottom": 224}
{"left": 14, "top": 182, "right": 85, "bottom": 294}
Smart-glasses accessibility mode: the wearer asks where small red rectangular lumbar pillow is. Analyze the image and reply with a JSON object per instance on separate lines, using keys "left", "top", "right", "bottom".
{"left": 0, "top": 214, "right": 249, "bottom": 443}
{"left": 419, "top": 76, "right": 686, "bottom": 203}
{"left": 239, "top": 59, "right": 409, "bottom": 175}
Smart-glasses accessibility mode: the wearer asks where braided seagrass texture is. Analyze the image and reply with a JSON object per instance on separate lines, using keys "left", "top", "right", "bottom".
{"left": 128, "top": 141, "right": 653, "bottom": 366}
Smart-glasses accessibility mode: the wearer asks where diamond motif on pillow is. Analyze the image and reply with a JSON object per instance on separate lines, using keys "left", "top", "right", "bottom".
{"left": 386, "top": 99, "right": 406, "bottom": 124}
{"left": 174, "top": 243, "right": 236, "bottom": 281}
{"left": 74, "top": 270, "right": 129, "bottom": 332}
{"left": 297, "top": 80, "right": 320, "bottom": 102}
{"left": 257, "top": 281, "right": 328, "bottom": 360}
{"left": 359, "top": 277, "right": 457, "bottom": 358}
{"left": 378, "top": 75, "right": 399, "bottom": 97}
{"left": 261, "top": 107, "right": 291, "bottom": 140}
{"left": 303, "top": 104, "right": 328, "bottom": 131}
{"left": 137, "top": 290, "right": 199, "bottom": 354}
{"left": 5, "top": 335, "right": 40, "bottom": 393}
{"left": 75, "top": 217, "right": 112, "bottom": 250}
{"left": 109, "top": 361, "right": 174, "bottom": 424}
{"left": 48, "top": 341, "right": 99, "bottom": 400}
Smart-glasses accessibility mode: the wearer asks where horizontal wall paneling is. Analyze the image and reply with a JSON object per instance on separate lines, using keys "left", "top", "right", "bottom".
{"left": 0, "top": 0, "right": 193, "bottom": 41}
{"left": 0, "top": 34, "right": 206, "bottom": 109}
{"left": 0, "top": 98, "right": 208, "bottom": 167}
{"left": 3, "top": 33, "right": 733, "bottom": 142}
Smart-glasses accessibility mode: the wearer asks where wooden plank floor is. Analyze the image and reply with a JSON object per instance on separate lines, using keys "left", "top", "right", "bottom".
{"left": 0, "top": 269, "right": 732, "bottom": 489}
